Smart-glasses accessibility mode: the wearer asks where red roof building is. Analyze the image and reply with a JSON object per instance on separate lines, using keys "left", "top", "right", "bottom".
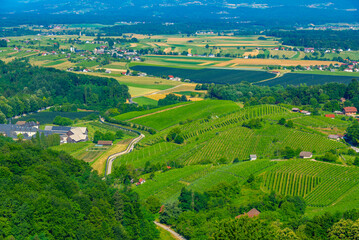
{"left": 343, "top": 107, "right": 357, "bottom": 116}
{"left": 168, "top": 75, "right": 174, "bottom": 79}
{"left": 325, "top": 114, "right": 335, "bottom": 119}
{"left": 236, "top": 208, "right": 261, "bottom": 219}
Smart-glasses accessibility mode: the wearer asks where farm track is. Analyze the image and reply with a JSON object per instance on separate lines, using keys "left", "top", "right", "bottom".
{"left": 154, "top": 221, "right": 186, "bottom": 240}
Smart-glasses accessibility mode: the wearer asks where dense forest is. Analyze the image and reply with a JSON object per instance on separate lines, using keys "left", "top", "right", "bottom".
{"left": 268, "top": 30, "right": 359, "bottom": 50}
{"left": 203, "top": 78, "right": 359, "bottom": 112}
{"left": 0, "top": 60, "right": 130, "bottom": 122}
{"left": 0, "top": 136, "right": 159, "bottom": 239}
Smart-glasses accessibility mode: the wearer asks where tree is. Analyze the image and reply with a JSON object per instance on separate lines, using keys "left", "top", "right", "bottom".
{"left": 278, "top": 118, "right": 286, "bottom": 125}
{"left": 354, "top": 157, "right": 359, "bottom": 166}
{"left": 346, "top": 122, "right": 359, "bottom": 146}
{"left": 145, "top": 196, "right": 162, "bottom": 214}
{"left": 178, "top": 188, "right": 192, "bottom": 211}
{"left": 286, "top": 120, "right": 294, "bottom": 128}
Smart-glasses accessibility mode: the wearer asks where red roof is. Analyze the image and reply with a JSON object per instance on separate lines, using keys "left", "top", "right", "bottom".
{"left": 168, "top": 75, "right": 174, "bottom": 78}
{"left": 235, "top": 208, "right": 261, "bottom": 219}
{"left": 167, "top": 166, "right": 172, "bottom": 169}
{"left": 325, "top": 114, "right": 335, "bottom": 118}
{"left": 139, "top": 178, "right": 145, "bottom": 182}
{"left": 344, "top": 107, "right": 357, "bottom": 113}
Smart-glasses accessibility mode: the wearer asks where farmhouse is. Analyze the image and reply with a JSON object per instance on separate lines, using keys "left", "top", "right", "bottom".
{"left": 136, "top": 178, "right": 146, "bottom": 186}
{"left": 44, "top": 126, "right": 88, "bottom": 143}
{"left": 300, "top": 151, "right": 313, "bottom": 159}
{"left": 236, "top": 208, "right": 261, "bottom": 219}
{"left": 343, "top": 107, "right": 357, "bottom": 116}
{"left": 301, "top": 110, "right": 311, "bottom": 115}
{"left": 250, "top": 154, "right": 257, "bottom": 161}
{"left": 292, "top": 108, "right": 300, "bottom": 112}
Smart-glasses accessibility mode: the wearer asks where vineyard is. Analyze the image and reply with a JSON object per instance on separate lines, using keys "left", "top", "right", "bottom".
{"left": 181, "top": 104, "right": 290, "bottom": 139}
{"left": 263, "top": 159, "right": 359, "bottom": 206}
{"left": 135, "top": 160, "right": 276, "bottom": 203}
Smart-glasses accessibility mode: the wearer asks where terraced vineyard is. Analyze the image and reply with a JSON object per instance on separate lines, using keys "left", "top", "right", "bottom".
{"left": 136, "top": 160, "right": 277, "bottom": 202}
{"left": 181, "top": 104, "right": 290, "bottom": 139}
{"left": 263, "top": 160, "right": 359, "bottom": 206}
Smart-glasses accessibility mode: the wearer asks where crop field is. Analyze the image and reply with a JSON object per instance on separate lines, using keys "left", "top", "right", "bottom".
{"left": 131, "top": 65, "right": 276, "bottom": 84}
{"left": 15, "top": 111, "right": 98, "bottom": 124}
{"left": 256, "top": 73, "right": 357, "bottom": 87}
{"left": 129, "top": 100, "right": 241, "bottom": 130}
{"left": 135, "top": 160, "right": 276, "bottom": 203}
{"left": 263, "top": 159, "right": 359, "bottom": 207}
{"left": 214, "top": 58, "right": 340, "bottom": 67}
{"left": 50, "top": 141, "right": 94, "bottom": 155}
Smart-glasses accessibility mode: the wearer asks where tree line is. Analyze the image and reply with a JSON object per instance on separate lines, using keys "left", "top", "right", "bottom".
{"left": 0, "top": 60, "right": 131, "bottom": 123}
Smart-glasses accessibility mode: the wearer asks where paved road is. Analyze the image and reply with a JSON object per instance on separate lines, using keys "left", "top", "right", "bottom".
{"left": 99, "top": 117, "right": 145, "bottom": 176}
{"left": 104, "top": 133, "right": 145, "bottom": 175}
{"left": 154, "top": 221, "right": 186, "bottom": 240}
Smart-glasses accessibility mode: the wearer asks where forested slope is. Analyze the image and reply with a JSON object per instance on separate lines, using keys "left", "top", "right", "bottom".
{"left": 0, "top": 137, "right": 158, "bottom": 240}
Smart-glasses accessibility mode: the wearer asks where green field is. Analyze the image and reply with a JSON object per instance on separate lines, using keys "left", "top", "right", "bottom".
{"left": 132, "top": 96, "right": 158, "bottom": 106}
{"left": 128, "top": 100, "right": 241, "bottom": 130}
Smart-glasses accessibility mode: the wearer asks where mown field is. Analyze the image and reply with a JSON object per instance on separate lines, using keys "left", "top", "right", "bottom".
{"left": 131, "top": 65, "right": 276, "bottom": 84}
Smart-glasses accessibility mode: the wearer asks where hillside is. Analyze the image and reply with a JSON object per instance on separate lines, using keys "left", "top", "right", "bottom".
{"left": 0, "top": 136, "right": 159, "bottom": 240}
{"left": 107, "top": 100, "right": 359, "bottom": 239}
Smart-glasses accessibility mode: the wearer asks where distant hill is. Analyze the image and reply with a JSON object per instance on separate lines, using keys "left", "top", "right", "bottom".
{"left": 1, "top": 0, "right": 359, "bottom": 25}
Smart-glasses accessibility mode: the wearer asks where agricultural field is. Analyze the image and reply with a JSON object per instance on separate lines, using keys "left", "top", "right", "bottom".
{"left": 127, "top": 100, "right": 241, "bottom": 130}
{"left": 132, "top": 96, "right": 158, "bottom": 106}
{"left": 131, "top": 65, "right": 276, "bottom": 84}
{"left": 256, "top": 73, "right": 357, "bottom": 87}
{"left": 111, "top": 101, "right": 358, "bottom": 215}
{"left": 263, "top": 159, "right": 359, "bottom": 207}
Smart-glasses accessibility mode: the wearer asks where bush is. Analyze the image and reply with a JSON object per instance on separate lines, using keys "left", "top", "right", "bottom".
{"left": 53, "top": 116, "right": 73, "bottom": 126}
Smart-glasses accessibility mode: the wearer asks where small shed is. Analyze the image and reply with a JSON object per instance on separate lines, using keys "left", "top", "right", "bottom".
{"left": 292, "top": 108, "right": 300, "bottom": 112}
{"left": 249, "top": 154, "right": 257, "bottom": 161}
{"left": 328, "top": 135, "right": 340, "bottom": 140}
{"left": 97, "top": 140, "right": 113, "bottom": 146}
{"left": 300, "top": 151, "right": 313, "bottom": 159}
{"left": 325, "top": 114, "right": 335, "bottom": 119}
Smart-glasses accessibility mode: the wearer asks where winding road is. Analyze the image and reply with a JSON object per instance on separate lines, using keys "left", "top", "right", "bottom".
{"left": 99, "top": 117, "right": 145, "bottom": 176}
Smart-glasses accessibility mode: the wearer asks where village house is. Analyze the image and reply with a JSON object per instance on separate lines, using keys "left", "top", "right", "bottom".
{"left": 250, "top": 154, "right": 257, "bottom": 161}
{"left": 44, "top": 126, "right": 88, "bottom": 143}
{"left": 300, "top": 151, "right": 313, "bottom": 159}
{"left": 292, "top": 108, "right": 300, "bottom": 112}
{"left": 328, "top": 135, "right": 341, "bottom": 141}
{"left": 343, "top": 107, "right": 357, "bottom": 116}
{"left": 236, "top": 208, "right": 261, "bottom": 219}
{"left": 136, "top": 178, "right": 146, "bottom": 186}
